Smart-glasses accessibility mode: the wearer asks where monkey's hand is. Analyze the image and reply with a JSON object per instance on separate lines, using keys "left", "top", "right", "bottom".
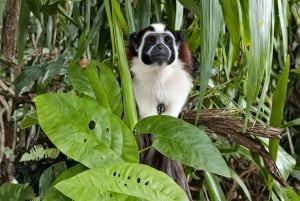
{"left": 157, "top": 103, "right": 166, "bottom": 114}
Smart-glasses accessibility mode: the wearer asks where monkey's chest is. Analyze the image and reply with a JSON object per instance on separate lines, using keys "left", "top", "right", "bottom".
{"left": 132, "top": 69, "right": 192, "bottom": 119}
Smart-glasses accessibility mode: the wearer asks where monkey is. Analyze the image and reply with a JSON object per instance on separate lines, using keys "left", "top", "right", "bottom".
{"left": 127, "top": 23, "right": 194, "bottom": 200}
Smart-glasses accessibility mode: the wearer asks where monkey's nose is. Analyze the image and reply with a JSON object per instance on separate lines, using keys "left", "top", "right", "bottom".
{"left": 157, "top": 43, "right": 165, "bottom": 49}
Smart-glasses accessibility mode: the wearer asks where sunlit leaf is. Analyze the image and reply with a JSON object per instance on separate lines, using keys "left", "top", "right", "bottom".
{"left": 134, "top": 115, "right": 230, "bottom": 177}
{"left": 34, "top": 93, "right": 138, "bottom": 167}
{"left": 20, "top": 111, "right": 38, "bottom": 129}
{"left": 55, "top": 163, "right": 189, "bottom": 201}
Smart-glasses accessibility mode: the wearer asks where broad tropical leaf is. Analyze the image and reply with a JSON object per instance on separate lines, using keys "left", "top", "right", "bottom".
{"left": 34, "top": 93, "right": 138, "bottom": 167}
{"left": 55, "top": 163, "right": 189, "bottom": 201}
{"left": 134, "top": 115, "right": 230, "bottom": 177}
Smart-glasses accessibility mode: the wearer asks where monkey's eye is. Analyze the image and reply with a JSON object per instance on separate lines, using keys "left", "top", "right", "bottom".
{"left": 164, "top": 36, "right": 171, "bottom": 43}
{"left": 146, "top": 35, "right": 156, "bottom": 44}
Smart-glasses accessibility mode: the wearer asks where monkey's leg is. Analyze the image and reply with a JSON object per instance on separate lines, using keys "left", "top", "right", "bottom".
{"left": 139, "top": 134, "right": 192, "bottom": 200}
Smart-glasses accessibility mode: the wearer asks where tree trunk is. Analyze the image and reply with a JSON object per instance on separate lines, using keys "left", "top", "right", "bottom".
{"left": 0, "top": 0, "right": 19, "bottom": 184}
{"left": 1, "top": 0, "right": 19, "bottom": 61}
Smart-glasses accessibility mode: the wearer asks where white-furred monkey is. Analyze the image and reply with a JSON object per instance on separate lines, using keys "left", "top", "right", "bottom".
{"left": 127, "top": 23, "right": 195, "bottom": 200}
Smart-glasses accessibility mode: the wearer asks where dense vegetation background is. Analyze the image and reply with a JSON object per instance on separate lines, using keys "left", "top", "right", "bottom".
{"left": 0, "top": 0, "right": 300, "bottom": 200}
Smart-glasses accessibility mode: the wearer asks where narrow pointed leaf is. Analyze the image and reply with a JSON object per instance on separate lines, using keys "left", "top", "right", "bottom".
{"left": 196, "top": 0, "right": 223, "bottom": 114}
{"left": 219, "top": 0, "right": 241, "bottom": 53}
{"left": 205, "top": 171, "right": 227, "bottom": 201}
{"left": 269, "top": 56, "right": 290, "bottom": 160}
{"left": 245, "top": 0, "right": 273, "bottom": 127}
{"left": 17, "top": 0, "right": 30, "bottom": 65}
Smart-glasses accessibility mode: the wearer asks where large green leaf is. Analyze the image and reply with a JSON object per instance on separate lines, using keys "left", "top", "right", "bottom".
{"left": 134, "top": 115, "right": 230, "bottom": 177}
{"left": 55, "top": 163, "right": 189, "bottom": 201}
{"left": 34, "top": 93, "right": 138, "bottom": 167}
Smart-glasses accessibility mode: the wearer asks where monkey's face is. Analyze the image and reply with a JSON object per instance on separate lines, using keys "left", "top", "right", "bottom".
{"left": 128, "top": 24, "right": 183, "bottom": 67}
{"left": 139, "top": 32, "right": 176, "bottom": 66}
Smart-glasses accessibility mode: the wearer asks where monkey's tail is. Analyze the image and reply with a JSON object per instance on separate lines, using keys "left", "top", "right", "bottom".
{"left": 139, "top": 134, "right": 193, "bottom": 201}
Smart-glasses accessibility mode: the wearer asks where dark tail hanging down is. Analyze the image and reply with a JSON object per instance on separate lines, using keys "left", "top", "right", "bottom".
{"left": 139, "top": 134, "right": 193, "bottom": 201}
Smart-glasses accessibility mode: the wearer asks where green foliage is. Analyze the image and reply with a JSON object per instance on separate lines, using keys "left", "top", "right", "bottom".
{"left": 55, "top": 163, "right": 189, "bottom": 201}
{"left": 20, "top": 112, "right": 38, "bottom": 129}
{"left": 105, "top": 0, "right": 138, "bottom": 130}
{"left": 204, "top": 172, "right": 227, "bottom": 201}
{"left": 245, "top": 0, "right": 274, "bottom": 128}
{"left": 0, "top": 183, "right": 35, "bottom": 201}
{"left": 39, "top": 162, "right": 67, "bottom": 199}
{"left": 196, "top": 0, "right": 223, "bottom": 117}
{"left": 44, "top": 164, "right": 87, "bottom": 201}
{"left": 20, "top": 145, "right": 60, "bottom": 162}
{"left": 33, "top": 69, "right": 230, "bottom": 199}
{"left": 269, "top": 56, "right": 290, "bottom": 159}
{"left": 7, "top": 0, "right": 300, "bottom": 200}
{"left": 15, "top": 57, "right": 66, "bottom": 94}
{"left": 134, "top": 116, "right": 230, "bottom": 177}
{"left": 68, "top": 60, "right": 123, "bottom": 116}
{"left": 34, "top": 93, "right": 139, "bottom": 167}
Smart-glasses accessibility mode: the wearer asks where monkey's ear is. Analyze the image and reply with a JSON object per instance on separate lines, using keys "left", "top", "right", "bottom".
{"left": 173, "top": 31, "right": 184, "bottom": 43}
{"left": 130, "top": 32, "right": 138, "bottom": 41}
{"left": 129, "top": 32, "right": 139, "bottom": 50}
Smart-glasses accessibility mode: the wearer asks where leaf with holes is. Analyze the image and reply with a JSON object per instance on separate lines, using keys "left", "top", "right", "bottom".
{"left": 134, "top": 115, "right": 230, "bottom": 177}
{"left": 55, "top": 163, "right": 189, "bottom": 201}
{"left": 34, "top": 93, "right": 138, "bottom": 167}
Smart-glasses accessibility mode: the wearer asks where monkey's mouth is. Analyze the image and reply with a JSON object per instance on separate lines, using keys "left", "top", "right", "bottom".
{"left": 151, "top": 54, "right": 169, "bottom": 65}
{"left": 151, "top": 51, "right": 170, "bottom": 59}
{"left": 151, "top": 53, "right": 167, "bottom": 58}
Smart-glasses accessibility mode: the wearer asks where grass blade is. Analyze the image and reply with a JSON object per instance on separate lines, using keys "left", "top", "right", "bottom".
{"left": 269, "top": 56, "right": 290, "bottom": 158}
{"left": 17, "top": 0, "right": 30, "bottom": 65}
{"left": 196, "top": 0, "right": 223, "bottom": 116}
{"left": 245, "top": 0, "right": 273, "bottom": 129}
{"left": 205, "top": 171, "right": 227, "bottom": 201}
{"left": 104, "top": 0, "right": 138, "bottom": 130}
{"left": 135, "top": 0, "right": 151, "bottom": 30}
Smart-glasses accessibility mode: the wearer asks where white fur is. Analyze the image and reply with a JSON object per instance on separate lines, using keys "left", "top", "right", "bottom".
{"left": 151, "top": 23, "right": 166, "bottom": 33}
{"left": 131, "top": 57, "right": 193, "bottom": 119}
